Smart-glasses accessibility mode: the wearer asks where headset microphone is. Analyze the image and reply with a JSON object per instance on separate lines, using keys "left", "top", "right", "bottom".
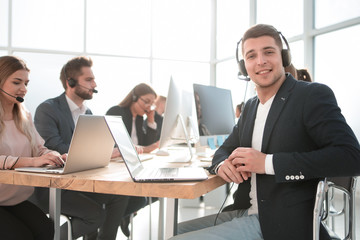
{"left": 72, "top": 81, "right": 98, "bottom": 93}
{"left": 79, "top": 85, "right": 98, "bottom": 93}
{"left": 0, "top": 88, "right": 24, "bottom": 102}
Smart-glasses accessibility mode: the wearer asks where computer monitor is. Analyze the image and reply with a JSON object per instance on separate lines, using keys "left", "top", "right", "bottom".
{"left": 158, "top": 77, "right": 199, "bottom": 157}
{"left": 193, "top": 83, "right": 236, "bottom": 147}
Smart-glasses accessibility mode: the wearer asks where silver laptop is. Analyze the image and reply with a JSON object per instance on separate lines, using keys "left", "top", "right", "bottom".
{"left": 104, "top": 115, "right": 208, "bottom": 182}
{"left": 15, "top": 115, "right": 115, "bottom": 174}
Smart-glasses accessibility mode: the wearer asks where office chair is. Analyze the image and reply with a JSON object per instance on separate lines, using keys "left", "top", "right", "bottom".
{"left": 46, "top": 214, "right": 72, "bottom": 239}
{"left": 313, "top": 177, "right": 357, "bottom": 240}
{"left": 128, "top": 197, "right": 154, "bottom": 240}
{"left": 60, "top": 215, "right": 72, "bottom": 240}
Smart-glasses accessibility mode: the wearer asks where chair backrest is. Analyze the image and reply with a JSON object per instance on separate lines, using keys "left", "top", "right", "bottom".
{"left": 313, "top": 179, "right": 328, "bottom": 240}
{"left": 328, "top": 177, "right": 353, "bottom": 191}
{"left": 313, "top": 177, "right": 357, "bottom": 240}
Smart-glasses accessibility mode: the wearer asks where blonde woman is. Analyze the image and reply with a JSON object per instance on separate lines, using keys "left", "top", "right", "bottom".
{"left": 0, "top": 56, "right": 65, "bottom": 240}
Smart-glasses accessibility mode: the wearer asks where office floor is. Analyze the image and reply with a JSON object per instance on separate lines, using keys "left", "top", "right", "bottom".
{"left": 75, "top": 184, "right": 360, "bottom": 240}
{"left": 114, "top": 197, "right": 225, "bottom": 240}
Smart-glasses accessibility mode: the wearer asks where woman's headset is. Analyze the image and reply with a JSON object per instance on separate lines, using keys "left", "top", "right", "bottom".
{"left": 132, "top": 89, "right": 138, "bottom": 102}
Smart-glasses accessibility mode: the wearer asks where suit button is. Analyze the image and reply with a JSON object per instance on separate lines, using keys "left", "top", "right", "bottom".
{"left": 285, "top": 175, "right": 290, "bottom": 180}
{"left": 300, "top": 175, "right": 304, "bottom": 179}
{"left": 290, "top": 175, "right": 295, "bottom": 180}
{"left": 295, "top": 175, "right": 299, "bottom": 180}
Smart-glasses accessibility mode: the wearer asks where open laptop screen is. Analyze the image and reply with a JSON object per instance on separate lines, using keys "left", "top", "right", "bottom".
{"left": 104, "top": 116, "right": 143, "bottom": 176}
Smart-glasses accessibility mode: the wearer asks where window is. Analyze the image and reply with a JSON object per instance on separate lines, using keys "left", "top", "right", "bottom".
{"left": 86, "top": 0, "right": 151, "bottom": 57}
{"left": 0, "top": 0, "right": 8, "bottom": 47}
{"left": 89, "top": 55, "right": 150, "bottom": 114}
{"left": 257, "top": 0, "right": 303, "bottom": 38}
{"left": 152, "top": 59, "right": 209, "bottom": 96}
{"left": 152, "top": 0, "right": 211, "bottom": 61}
{"left": 315, "top": 24, "right": 360, "bottom": 139}
{"left": 217, "top": 0, "right": 250, "bottom": 59}
{"left": 289, "top": 40, "right": 304, "bottom": 68}
{"left": 315, "top": 0, "right": 360, "bottom": 28}
{"left": 12, "top": 0, "right": 84, "bottom": 51}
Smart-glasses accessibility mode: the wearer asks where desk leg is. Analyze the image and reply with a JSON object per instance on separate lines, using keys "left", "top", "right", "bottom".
{"left": 49, "top": 188, "right": 61, "bottom": 240}
{"left": 158, "top": 198, "right": 178, "bottom": 240}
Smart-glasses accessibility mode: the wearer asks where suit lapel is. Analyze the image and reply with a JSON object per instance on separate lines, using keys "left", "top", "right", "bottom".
{"left": 240, "top": 97, "right": 258, "bottom": 147}
{"left": 261, "top": 76, "right": 296, "bottom": 152}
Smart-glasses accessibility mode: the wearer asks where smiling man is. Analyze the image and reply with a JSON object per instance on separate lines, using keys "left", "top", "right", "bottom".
{"left": 170, "top": 24, "right": 360, "bottom": 240}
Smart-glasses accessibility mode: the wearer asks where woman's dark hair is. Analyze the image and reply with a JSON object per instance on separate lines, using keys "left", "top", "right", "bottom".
{"left": 119, "top": 83, "right": 157, "bottom": 107}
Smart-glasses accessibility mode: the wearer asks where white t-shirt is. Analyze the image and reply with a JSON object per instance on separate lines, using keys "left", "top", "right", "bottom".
{"left": 248, "top": 95, "right": 275, "bottom": 215}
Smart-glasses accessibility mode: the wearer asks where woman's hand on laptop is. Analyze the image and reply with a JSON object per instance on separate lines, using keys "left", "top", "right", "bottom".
{"left": 33, "top": 152, "right": 66, "bottom": 167}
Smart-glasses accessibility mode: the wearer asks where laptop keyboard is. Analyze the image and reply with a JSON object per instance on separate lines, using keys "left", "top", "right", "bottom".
{"left": 138, "top": 167, "right": 178, "bottom": 179}
{"left": 44, "top": 164, "right": 63, "bottom": 169}
{"left": 154, "top": 168, "right": 178, "bottom": 178}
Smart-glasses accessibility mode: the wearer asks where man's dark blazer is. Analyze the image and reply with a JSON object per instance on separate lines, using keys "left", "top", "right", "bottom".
{"left": 106, "top": 105, "right": 157, "bottom": 146}
{"left": 210, "top": 75, "right": 360, "bottom": 240}
{"left": 34, "top": 92, "right": 92, "bottom": 154}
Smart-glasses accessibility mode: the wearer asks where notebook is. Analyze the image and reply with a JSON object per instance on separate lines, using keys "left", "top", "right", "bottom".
{"left": 104, "top": 115, "right": 208, "bottom": 182}
{"left": 15, "top": 115, "right": 115, "bottom": 174}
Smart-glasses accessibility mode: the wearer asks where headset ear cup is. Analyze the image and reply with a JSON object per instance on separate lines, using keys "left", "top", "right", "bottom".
{"left": 132, "top": 89, "right": 139, "bottom": 102}
{"left": 281, "top": 49, "right": 291, "bottom": 67}
{"left": 132, "top": 93, "right": 138, "bottom": 102}
{"left": 239, "top": 59, "right": 248, "bottom": 77}
{"left": 68, "top": 78, "right": 76, "bottom": 88}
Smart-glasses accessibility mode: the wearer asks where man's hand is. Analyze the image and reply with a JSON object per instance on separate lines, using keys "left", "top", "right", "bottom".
{"left": 217, "top": 158, "right": 251, "bottom": 184}
{"left": 228, "top": 147, "right": 266, "bottom": 174}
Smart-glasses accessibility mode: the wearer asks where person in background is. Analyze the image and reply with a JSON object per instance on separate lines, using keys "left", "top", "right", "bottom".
{"left": 235, "top": 102, "right": 244, "bottom": 119}
{"left": 106, "top": 83, "right": 160, "bottom": 152}
{"left": 106, "top": 83, "right": 160, "bottom": 237}
{"left": 30, "top": 56, "right": 133, "bottom": 240}
{"left": 171, "top": 24, "right": 360, "bottom": 240}
{"left": 285, "top": 63, "right": 312, "bottom": 82}
{"left": 194, "top": 91, "right": 211, "bottom": 136}
{"left": 153, "top": 95, "right": 166, "bottom": 141}
{"left": 296, "top": 68, "right": 312, "bottom": 82}
{"left": 0, "top": 55, "right": 64, "bottom": 240}
{"left": 155, "top": 95, "right": 166, "bottom": 116}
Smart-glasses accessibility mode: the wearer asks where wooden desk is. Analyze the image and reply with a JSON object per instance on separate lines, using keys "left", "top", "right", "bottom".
{"left": 0, "top": 159, "right": 225, "bottom": 240}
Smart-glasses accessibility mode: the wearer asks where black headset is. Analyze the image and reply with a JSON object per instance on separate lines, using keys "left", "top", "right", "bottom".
{"left": 67, "top": 78, "right": 77, "bottom": 88}
{"left": 132, "top": 89, "right": 138, "bottom": 102}
{"left": 235, "top": 31, "right": 291, "bottom": 81}
{"left": 63, "top": 64, "right": 77, "bottom": 88}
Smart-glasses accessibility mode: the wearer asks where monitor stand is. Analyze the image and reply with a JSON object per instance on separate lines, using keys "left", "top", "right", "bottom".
{"left": 176, "top": 114, "right": 194, "bottom": 159}
{"left": 156, "top": 114, "right": 199, "bottom": 161}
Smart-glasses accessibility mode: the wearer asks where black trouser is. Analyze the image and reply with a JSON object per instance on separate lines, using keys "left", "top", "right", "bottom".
{"left": 29, "top": 187, "right": 143, "bottom": 240}
{"left": 0, "top": 200, "right": 54, "bottom": 240}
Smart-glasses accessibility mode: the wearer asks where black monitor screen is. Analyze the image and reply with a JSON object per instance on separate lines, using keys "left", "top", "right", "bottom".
{"left": 193, "top": 84, "right": 235, "bottom": 136}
